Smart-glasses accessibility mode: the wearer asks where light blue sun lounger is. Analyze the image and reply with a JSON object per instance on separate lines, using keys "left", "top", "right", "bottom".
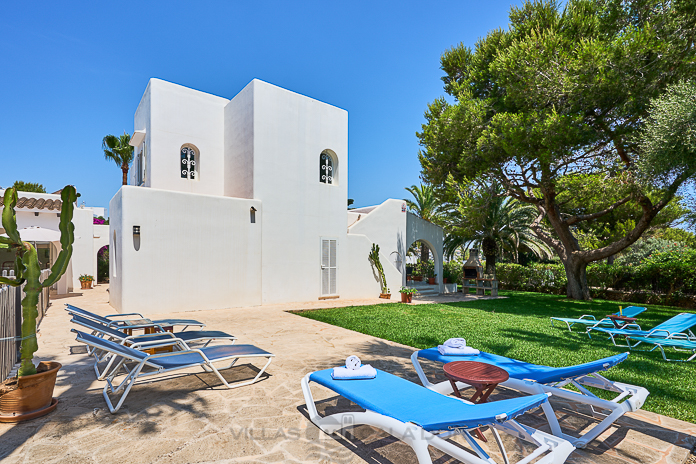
{"left": 70, "top": 314, "right": 237, "bottom": 379}
{"left": 74, "top": 330, "right": 273, "bottom": 413}
{"left": 627, "top": 335, "right": 696, "bottom": 362}
{"left": 551, "top": 306, "right": 646, "bottom": 332}
{"left": 586, "top": 312, "right": 696, "bottom": 348}
{"left": 65, "top": 303, "right": 205, "bottom": 331}
{"left": 411, "top": 348, "right": 648, "bottom": 448}
{"left": 303, "top": 368, "right": 574, "bottom": 464}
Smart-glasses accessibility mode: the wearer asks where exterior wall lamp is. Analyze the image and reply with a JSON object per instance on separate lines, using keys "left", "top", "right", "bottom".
{"left": 133, "top": 226, "right": 141, "bottom": 236}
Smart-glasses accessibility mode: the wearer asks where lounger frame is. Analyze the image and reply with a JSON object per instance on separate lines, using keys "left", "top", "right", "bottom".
{"left": 411, "top": 351, "right": 648, "bottom": 449}
{"left": 302, "top": 373, "right": 574, "bottom": 464}
{"left": 75, "top": 331, "right": 273, "bottom": 413}
{"left": 628, "top": 333, "right": 696, "bottom": 362}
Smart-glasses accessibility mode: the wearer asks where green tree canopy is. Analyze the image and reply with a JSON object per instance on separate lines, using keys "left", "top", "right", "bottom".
{"left": 417, "top": 0, "right": 696, "bottom": 299}
{"left": 11, "top": 181, "right": 46, "bottom": 193}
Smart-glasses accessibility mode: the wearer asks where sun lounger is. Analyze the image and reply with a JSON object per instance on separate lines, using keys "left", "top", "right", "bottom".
{"left": 551, "top": 306, "right": 646, "bottom": 332}
{"left": 626, "top": 335, "right": 696, "bottom": 362}
{"left": 65, "top": 303, "right": 205, "bottom": 331}
{"left": 586, "top": 312, "right": 696, "bottom": 348}
{"left": 70, "top": 314, "right": 237, "bottom": 379}
{"left": 302, "top": 368, "right": 574, "bottom": 464}
{"left": 411, "top": 348, "right": 648, "bottom": 448}
{"left": 73, "top": 330, "right": 273, "bottom": 413}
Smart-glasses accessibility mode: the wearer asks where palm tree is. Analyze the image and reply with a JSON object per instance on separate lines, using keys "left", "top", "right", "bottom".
{"left": 102, "top": 132, "right": 134, "bottom": 185}
{"left": 404, "top": 184, "right": 445, "bottom": 262}
{"left": 444, "top": 180, "right": 552, "bottom": 275}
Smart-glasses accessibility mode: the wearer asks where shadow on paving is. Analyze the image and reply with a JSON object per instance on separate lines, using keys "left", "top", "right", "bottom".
{"left": 297, "top": 337, "right": 696, "bottom": 464}
{"left": 0, "top": 349, "right": 271, "bottom": 460}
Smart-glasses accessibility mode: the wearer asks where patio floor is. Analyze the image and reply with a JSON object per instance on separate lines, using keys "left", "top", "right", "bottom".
{"left": 1, "top": 285, "right": 694, "bottom": 464}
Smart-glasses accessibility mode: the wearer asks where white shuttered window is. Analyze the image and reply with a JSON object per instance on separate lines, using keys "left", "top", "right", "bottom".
{"left": 321, "top": 239, "right": 337, "bottom": 296}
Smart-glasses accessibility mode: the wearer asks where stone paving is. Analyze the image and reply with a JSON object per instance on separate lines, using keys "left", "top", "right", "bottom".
{"left": 0, "top": 285, "right": 694, "bottom": 464}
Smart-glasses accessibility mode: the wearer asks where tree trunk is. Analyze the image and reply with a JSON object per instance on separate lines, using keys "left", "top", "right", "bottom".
{"left": 420, "top": 242, "right": 429, "bottom": 263}
{"left": 564, "top": 258, "right": 591, "bottom": 300}
{"left": 607, "top": 254, "right": 615, "bottom": 265}
{"left": 122, "top": 166, "right": 129, "bottom": 185}
{"left": 484, "top": 253, "right": 496, "bottom": 276}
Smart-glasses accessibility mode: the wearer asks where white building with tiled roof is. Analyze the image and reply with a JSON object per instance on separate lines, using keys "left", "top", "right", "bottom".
{"left": 109, "top": 78, "right": 444, "bottom": 314}
{"left": 0, "top": 190, "right": 108, "bottom": 294}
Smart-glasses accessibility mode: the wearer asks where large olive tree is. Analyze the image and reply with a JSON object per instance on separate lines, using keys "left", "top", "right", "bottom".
{"left": 418, "top": 0, "right": 696, "bottom": 299}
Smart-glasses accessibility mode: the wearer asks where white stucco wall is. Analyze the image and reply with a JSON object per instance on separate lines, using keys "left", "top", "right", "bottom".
{"left": 248, "top": 80, "right": 349, "bottom": 304}
{"left": 109, "top": 186, "right": 262, "bottom": 315}
{"left": 136, "top": 79, "right": 229, "bottom": 195}
{"left": 348, "top": 199, "right": 444, "bottom": 293}
{"left": 224, "top": 83, "right": 254, "bottom": 199}
{"left": 93, "top": 224, "right": 109, "bottom": 284}
{"left": 342, "top": 234, "right": 403, "bottom": 299}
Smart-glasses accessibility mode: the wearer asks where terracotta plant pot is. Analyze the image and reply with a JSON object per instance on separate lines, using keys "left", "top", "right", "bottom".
{"left": 80, "top": 280, "right": 92, "bottom": 289}
{"left": 443, "top": 278, "right": 449, "bottom": 284}
{"left": 379, "top": 293, "right": 391, "bottom": 299}
{"left": 0, "top": 361, "right": 61, "bottom": 422}
{"left": 428, "top": 277, "right": 436, "bottom": 285}
{"left": 400, "top": 293, "right": 413, "bottom": 303}
{"left": 414, "top": 276, "right": 423, "bottom": 282}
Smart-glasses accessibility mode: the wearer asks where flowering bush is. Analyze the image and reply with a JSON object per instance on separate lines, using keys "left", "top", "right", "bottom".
{"left": 496, "top": 263, "right": 568, "bottom": 294}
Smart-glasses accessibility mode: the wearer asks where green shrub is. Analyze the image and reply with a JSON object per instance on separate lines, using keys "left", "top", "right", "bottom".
{"left": 442, "top": 261, "right": 462, "bottom": 283}
{"left": 496, "top": 263, "right": 567, "bottom": 294}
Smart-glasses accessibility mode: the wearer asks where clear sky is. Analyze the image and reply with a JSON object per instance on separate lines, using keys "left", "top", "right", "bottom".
{"left": 0, "top": 1, "right": 521, "bottom": 213}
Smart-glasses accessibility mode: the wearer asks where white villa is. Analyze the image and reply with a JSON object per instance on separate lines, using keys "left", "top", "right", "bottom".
{"left": 0, "top": 190, "right": 108, "bottom": 294}
{"left": 109, "top": 78, "right": 444, "bottom": 314}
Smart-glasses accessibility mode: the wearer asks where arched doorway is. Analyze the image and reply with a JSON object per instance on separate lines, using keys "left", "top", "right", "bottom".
{"left": 97, "top": 245, "right": 109, "bottom": 284}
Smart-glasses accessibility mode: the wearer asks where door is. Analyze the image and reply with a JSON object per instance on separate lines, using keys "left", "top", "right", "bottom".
{"left": 321, "top": 239, "right": 337, "bottom": 296}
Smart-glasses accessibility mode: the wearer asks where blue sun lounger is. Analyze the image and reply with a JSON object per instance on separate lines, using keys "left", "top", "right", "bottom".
{"left": 303, "top": 368, "right": 574, "bottom": 464}
{"left": 74, "top": 330, "right": 273, "bottom": 413}
{"left": 551, "top": 306, "right": 646, "bottom": 332}
{"left": 627, "top": 335, "right": 696, "bottom": 362}
{"left": 586, "top": 312, "right": 696, "bottom": 348}
{"left": 65, "top": 303, "right": 205, "bottom": 331}
{"left": 411, "top": 348, "right": 648, "bottom": 448}
{"left": 70, "top": 314, "right": 237, "bottom": 379}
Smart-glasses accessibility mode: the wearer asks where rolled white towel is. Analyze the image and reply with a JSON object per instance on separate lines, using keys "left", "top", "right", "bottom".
{"left": 345, "top": 355, "right": 361, "bottom": 370}
{"left": 332, "top": 364, "right": 377, "bottom": 380}
{"left": 438, "top": 345, "right": 480, "bottom": 356}
{"left": 443, "top": 338, "right": 467, "bottom": 348}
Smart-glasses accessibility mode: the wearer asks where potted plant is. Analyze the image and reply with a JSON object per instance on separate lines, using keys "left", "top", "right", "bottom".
{"left": 79, "top": 274, "right": 94, "bottom": 289}
{"left": 399, "top": 286, "right": 417, "bottom": 303}
{"left": 0, "top": 186, "right": 77, "bottom": 422}
{"left": 412, "top": 265, "right": 423, "bottom": 282}
{"left": 368, "top": 243, "right": 390, "bottom": 299}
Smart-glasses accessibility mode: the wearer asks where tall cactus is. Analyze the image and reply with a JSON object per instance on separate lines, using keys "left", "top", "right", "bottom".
{"left": 368, "top": 243, "right": 388, "bottom": 294}
{"left": 0, "top": 186, "right": 77, "bottom": 376}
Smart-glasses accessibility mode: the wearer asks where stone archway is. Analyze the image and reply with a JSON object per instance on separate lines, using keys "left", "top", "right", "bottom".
{"left": 405, "top": 213, "right": 444, "bottom": 293}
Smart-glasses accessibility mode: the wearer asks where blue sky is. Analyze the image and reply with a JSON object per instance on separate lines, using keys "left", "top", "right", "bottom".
{"left": 0, "top": 1, "right": 521, "bottom": 213}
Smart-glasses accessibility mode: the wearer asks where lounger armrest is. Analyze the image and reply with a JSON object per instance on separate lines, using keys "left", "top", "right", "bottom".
{"left": 106, "top": 312, "right": 145, "bottom": 319}
{"left": 130, "top": 339, "right": 190, "bottom": 351}
{"left": 123, "top": 332, "right": 177, "bottom": 342}
{"left": 646, "top": 329, "right": 671, "bottom": 337}
{"left": 665, "top": 332, "right": 691, "bottom": 340}
{"left": 621, "top": 323, "right": 641, "bottom": 331}
{"left": 579, "top": 315, "right": 597, "bottom": 321}
{"left": 144, "top": 348, "right": 208, "bottom": 363}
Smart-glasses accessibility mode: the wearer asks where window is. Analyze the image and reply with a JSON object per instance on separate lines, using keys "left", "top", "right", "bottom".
{"left": 319, "top": 151, "right": 336, "bottom": 184}
{"left": 135, "top": 143, "right": 146, "bottom": 186}
{"left": 180, "top": 145, "right": 197, "bottom": 180}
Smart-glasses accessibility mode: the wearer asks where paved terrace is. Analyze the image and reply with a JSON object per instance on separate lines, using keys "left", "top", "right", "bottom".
{"left": 1, "top": 285, "right": 695, "bottom": 464}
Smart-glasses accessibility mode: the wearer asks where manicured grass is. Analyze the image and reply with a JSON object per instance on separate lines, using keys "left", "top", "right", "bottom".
{"left": 295, "top": 291, "right": 696, "bottom": 424}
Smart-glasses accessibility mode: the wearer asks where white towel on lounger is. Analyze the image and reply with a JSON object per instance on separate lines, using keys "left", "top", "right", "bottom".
{"left": 443, "top": 338, "right": 467, "bottom": 348}
{"left": 438, "top": 345, "right": 480, "bottom": 356}
{"left": 332, "top": 364, "right": 377, "bottom": 380}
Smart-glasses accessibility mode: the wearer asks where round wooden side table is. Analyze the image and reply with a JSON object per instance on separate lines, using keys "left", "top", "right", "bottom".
{"left": 443, "top": 360, "right": 510, "bottom": 441}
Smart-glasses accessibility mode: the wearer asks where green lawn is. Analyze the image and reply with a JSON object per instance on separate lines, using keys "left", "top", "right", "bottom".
{"left": 295, "top": 291, "right": 696, "bottom": 424}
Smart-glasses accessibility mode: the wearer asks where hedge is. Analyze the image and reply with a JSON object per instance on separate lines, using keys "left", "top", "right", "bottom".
{"left": 492, "top": 248, "right": 696, "bottom": 307}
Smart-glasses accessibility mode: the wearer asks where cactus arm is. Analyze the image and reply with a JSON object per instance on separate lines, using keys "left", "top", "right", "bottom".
{"left": 41, "top": 186, "right": 77, "bottom": 288}
{"left": 18, "top": 242, "right": 41, "bottom": 377}
{"left": 2, "top": 188, "right": 22, "bottom": 243}
{"left": 0, "top": 276, "right": 23, "bottom": 286}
